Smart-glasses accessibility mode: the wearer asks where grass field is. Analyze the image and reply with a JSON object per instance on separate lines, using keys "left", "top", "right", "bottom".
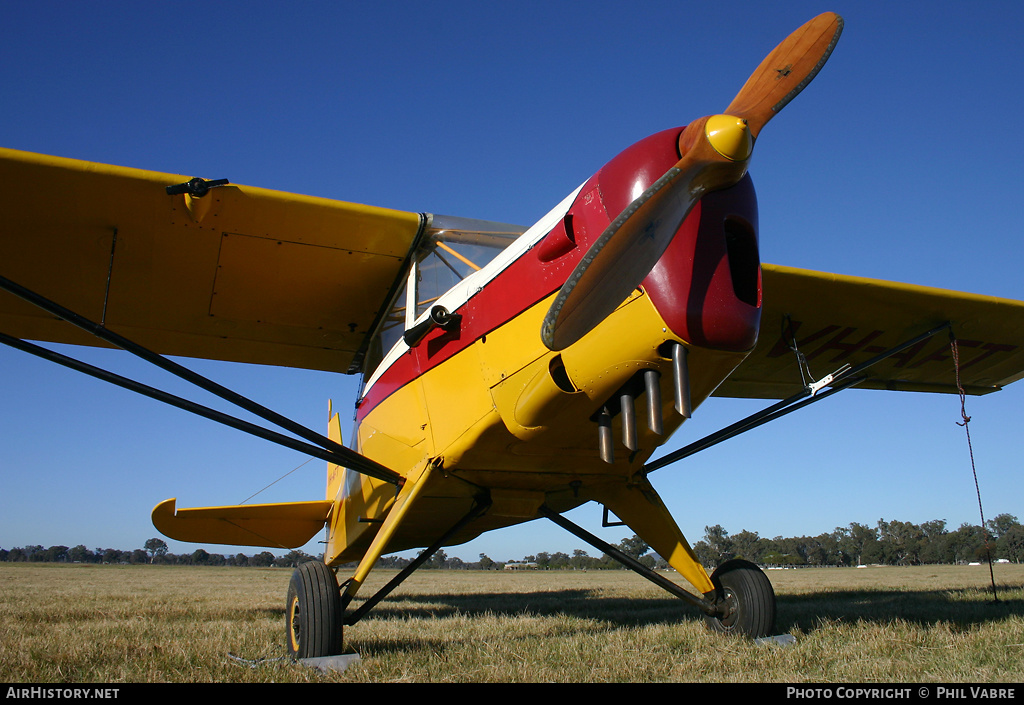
{"left": 1, "top": 562, "right": 1022, "bottom": 683}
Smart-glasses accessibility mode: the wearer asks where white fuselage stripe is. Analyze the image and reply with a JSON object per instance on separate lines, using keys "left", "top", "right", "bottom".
{"left": 362, "top": 183, "right": 585, "bottom": 392}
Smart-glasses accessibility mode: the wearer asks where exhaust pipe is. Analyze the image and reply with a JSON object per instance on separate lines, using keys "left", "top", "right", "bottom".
{"left": 644, "top": 369, "right": 663, "bottom": 435}
{"left": 597, "top": 406, "right": 614, "bottom": 464}
{"left": 620, "top": 392, "right": 637, "bottom": 451}
{"left": 672, "top": 343, "right": 692, "bottom": 418}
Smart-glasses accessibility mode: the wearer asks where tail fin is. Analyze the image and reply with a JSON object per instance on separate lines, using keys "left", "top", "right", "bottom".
{"left": 326, "top": 399, "right": 346, "bottom": 501}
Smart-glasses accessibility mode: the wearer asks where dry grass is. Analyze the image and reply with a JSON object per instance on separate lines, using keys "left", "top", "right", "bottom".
{"left": 1, "top": 562, "right": 1022, "bottom": 682}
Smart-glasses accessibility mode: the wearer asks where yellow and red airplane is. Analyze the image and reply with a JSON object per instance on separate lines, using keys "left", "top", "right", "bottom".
{"left": 3, "top": 13, "right": 1024, "bottom": 657}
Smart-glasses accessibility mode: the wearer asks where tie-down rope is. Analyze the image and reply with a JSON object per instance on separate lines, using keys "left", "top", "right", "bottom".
{"left": 950, "top": 334, "right": 999, "bottom": 603}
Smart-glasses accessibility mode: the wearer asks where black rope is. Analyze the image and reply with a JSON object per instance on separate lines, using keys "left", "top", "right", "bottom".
{"left": 950, "top": 335, "right": 998, "bottom": 602}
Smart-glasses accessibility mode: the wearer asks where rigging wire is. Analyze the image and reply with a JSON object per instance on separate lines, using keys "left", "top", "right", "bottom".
{"left": 783, "top": 315, "right": 815, "bottom": 389}
{"left": 239, "top": 457, "right": 315, "bottom": 505}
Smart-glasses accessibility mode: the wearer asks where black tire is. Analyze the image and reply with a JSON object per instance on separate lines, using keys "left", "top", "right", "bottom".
{"left": 702, "top": 559, "right": 776, "bottom": 638}
{"left": 286, "top": 561, "right": 343, "bottom": 658}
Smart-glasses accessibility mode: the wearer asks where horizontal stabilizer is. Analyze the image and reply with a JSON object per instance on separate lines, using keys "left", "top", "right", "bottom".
{"left": 152, "top": 498, "right": 333, "bottom": 549}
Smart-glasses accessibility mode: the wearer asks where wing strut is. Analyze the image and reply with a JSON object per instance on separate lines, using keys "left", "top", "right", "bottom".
{"left": 538, "top": 505, "right": 717, "bottom": 615}
{"left": 0, "top": 273, "right": 402, "bottom": 486}
{"left": 642, "top": 322, "right": 953, "bottom": 474}
{"left": 341, "top": 494, "right": 492, "bottom": 626}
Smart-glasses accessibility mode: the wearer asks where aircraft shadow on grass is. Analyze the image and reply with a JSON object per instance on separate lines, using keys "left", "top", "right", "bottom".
{"left": 273, "top": 583, "right": 1022, "bottom": 654}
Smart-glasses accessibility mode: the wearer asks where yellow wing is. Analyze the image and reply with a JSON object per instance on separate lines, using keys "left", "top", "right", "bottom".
{"left": 0, "top": 147, "right": 423, "bottom": 373}
{"left": 715, "top": 263, "right": 1024, "bottom": 399}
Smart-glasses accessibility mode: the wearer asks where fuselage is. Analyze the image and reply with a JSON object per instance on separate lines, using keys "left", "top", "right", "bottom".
{"left": 325, "top": 125, "right": 761, "bottom": 564}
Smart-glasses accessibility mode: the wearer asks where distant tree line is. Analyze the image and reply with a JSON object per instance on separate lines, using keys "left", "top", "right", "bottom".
{"left": 376, "top": 534, "right": 658, "bottom": 572}
{"left": 691, "top": 514, "right": 1024, "bottom": 568}
{"left": 0, "top": 537, "right": 657, "bottom": 571}
{"left": 3, "top": 514, "right": 1020, "bottom": 569}
{"left": 0, "top": 538, "right": 320, "bottom": 568}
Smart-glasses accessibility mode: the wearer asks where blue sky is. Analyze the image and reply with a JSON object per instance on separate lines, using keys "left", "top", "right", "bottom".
{"left": 1, "top": 2, "right": 1022, "bottom": 563}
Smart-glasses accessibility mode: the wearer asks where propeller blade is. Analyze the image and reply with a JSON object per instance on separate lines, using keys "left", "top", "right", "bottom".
{"left": 724, "top": 11, "right": 844, "bottom": 139}
{"left": 540, "top": 13, "right": 843, "bottom": 351}
{"left": 541, "top": 115, "right": 751, "bottom": 351}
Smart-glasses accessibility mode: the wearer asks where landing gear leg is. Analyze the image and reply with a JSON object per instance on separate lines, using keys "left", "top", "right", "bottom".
{"left": 702, "top": 559, "right": 776, "bottom": 638}
{"left": 286, "top": 561, "right": 343, "bottom": 659}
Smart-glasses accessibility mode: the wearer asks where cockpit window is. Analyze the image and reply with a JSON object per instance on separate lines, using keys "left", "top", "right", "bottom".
{"left": 413, "top": 219, "right": 522, "bottom": 318}
{"left": 363, "top": 215, "right": 526, "bottom": 376}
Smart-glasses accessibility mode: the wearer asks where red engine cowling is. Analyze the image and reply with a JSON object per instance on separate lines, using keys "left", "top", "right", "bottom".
{"left": 594, "top": 127, "right": 761, "bottom": 353}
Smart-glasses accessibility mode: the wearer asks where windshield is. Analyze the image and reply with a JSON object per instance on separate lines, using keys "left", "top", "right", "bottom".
{"left": 364, "top": 215, "right": 526, "bottom": 375}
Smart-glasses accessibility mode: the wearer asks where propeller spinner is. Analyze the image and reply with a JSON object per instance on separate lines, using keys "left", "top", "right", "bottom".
{"left": 541, "top": 12, "right": 844, "bottom": 351}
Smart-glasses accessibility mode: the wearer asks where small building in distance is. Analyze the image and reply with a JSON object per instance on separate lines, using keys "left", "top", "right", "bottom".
{"left": 504, "top": 561, "right": 539, "bottom": 570}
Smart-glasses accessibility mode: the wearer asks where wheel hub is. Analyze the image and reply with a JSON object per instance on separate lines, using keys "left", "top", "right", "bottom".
{"left": 714, "top": 587, "right": 739, "bottom": 628}
{"left": 288, "top": 595, "right": 302, "bottom": 652}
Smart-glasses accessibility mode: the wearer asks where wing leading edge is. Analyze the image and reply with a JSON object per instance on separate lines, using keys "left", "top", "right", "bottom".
{"left": 716, "top": 264, "right": 1024, "bottom": 399}
{"left": 0, "top": 147, "right": 424, "bottom": 373}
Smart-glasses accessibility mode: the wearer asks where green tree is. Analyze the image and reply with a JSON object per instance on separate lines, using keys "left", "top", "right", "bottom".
{"left": 773, "top": 536, "right": 808, "bottom": 565}
{"left": 617, "top": 535, "right": 649, "bottom": 560}
{"left": 839, "top": 522, "right": 879, "bottom": 565}
{"left": 878, "top": 519, "right": 925, "bottom": 565}
{"left": 570, "top": 549, "right": 595, "bottom": 570}
{"left": 144, "top": 538, "right": 168, "bottom": 563}
{"left": 276, "top": 549, "right": 314, "bottom": 567}
{"left": 804, "top": 532, "right": 841, "bottom": 566}
{"left": 100, "top": 548, "right": 123, "bottom": 564}
{"left": 424, "top": 549, "right": 447, "bottom": 569}
{"left": 987, "top": 512, "right": 1019, "bottom": 561}
{"left": 918, "top": 519, "right": 948, "bottom": 564}
{"left": 693, "top": 540, "right": 715, "bottom": 568}
{"left": 44, "top": 545, "right": 69, "bottom": 563}
{"left": 549, "top": 552, "right": 570, "bottom": 569}
{"left": 997, "top": 525, "right": 1024, "bottom": 563}
{"left": 986, "top": 513, "right": 1021, "bottom": 541}
{"left": 947, "top": 523, "right": 987, "bottom": 564}
{"left": 250, "top": 551, "right": 275, "bottom": 567}
{"left": 730, "top": 529, "right": 762, "bottom": 563}
{"left": 703, "top": 525, "right": 734, "bottom": 563}
{"left": 68, "top": 545, "right": 93, "bottom": 563}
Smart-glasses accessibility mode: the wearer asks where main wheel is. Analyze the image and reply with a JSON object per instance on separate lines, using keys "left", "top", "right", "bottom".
{"left": 702, "top": 559, "right": 776, "bottom": 638}
{"left": 286, "top": 561, "right": 343, "bottom": 658}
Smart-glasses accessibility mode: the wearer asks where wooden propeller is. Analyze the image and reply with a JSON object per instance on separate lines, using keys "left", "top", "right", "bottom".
{"left": 541, "top": 12, "right": 844, "bottom": 351}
